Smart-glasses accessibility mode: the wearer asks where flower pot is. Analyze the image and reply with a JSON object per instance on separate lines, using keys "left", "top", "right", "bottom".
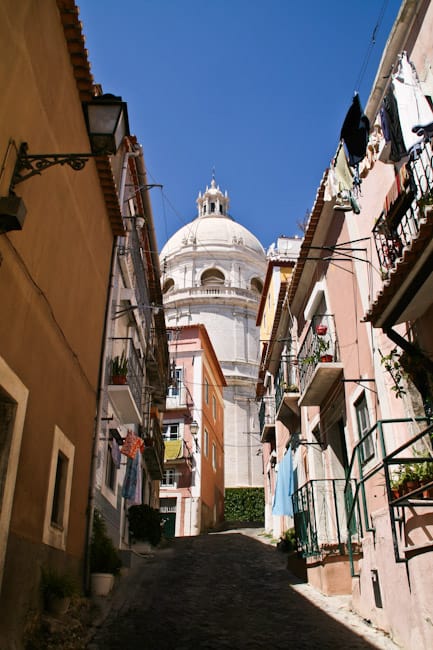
{"left": 112, "top": 375, "right": 127, "bottom": 385}
{"left": 315, "top": 325, "right": 328, "bottom": 336}
{"left": 320, "top": 354, "right": 333, "bottom": 363}
{"left": 90, "top": 572, "right": 114, "bottom": 596}
{"left": 46, "top": 595, "right": 71, "bottom": 617}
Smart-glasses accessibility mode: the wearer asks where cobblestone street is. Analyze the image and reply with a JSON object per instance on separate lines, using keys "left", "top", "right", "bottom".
{"left": 87, "top": 528, "right": 400, "bottom": 650}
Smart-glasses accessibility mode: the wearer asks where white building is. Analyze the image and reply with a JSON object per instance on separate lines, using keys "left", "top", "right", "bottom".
{"left": 160, "top": 177, "right": 266, "bottom": 487}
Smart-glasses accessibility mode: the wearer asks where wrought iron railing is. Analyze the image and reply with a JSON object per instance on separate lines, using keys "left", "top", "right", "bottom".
{"left": 293, "top": 478, "right": 360, "bottom": 557}
{"left": 298, "top": 314, "right": 339, "bottom": 391}
{"left": 259, "top": 396, "right": 276, "bottom": 431}
{"left": 344, "top": 418, "right": 432, "bottom": 573}
{"left": 275, "top": 354, "right": 299, "bottom": 413}
{"left": 373, "top": 139, "right": 433, "bottom": 278}
{"left": 109, "top": 337, "right": 144, "bottom": 410}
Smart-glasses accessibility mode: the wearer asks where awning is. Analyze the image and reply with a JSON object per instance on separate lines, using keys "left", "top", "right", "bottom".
{"left": 164, "top": 440, "right": 183, "bottom": 461}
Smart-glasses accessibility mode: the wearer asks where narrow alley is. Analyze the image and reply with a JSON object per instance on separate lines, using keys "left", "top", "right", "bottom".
{"left": 87, "top": 528, "right": 400, "bottom": 650}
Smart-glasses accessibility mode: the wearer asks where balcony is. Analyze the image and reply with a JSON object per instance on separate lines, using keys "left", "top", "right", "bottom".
{"left": 369, "top": 140, "right": 433, "bottom": 326}
{"left": 163, "top": 438, "right": 193, "bottom": 465}
{"left": 107, "top": 337, "right": 143, "bottom": 424}
{"left": 143, "top": 419, "right": 165, "bottom": 480}
{"left": 259, "top": 396, "right": 276, "bottom": 442}
{"left": 293, "top": 478, "right": 360, "bottom": 558}
{"left": 298, "top": 315, "right": 343, "bottom": 406}
{"left": 166, "top": 380, "right": 191, "bottom": 411}
{"left": 344, "top": 418, "right": 433, "bottom": 572}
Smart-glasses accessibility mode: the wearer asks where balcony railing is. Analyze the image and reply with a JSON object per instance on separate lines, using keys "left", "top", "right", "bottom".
{"left": 109, "top": 337, "right": 143, "bottom": 411}
{"left": 297, "top": 315, "right": 342, "bottom": 405}
{"left": 373, "top": 139, "right": 433, "bottom": 278}
{"left": 293, "top": 478, "right": 360, "bottom": 558}
{"left": 259, "top": 396, "right": 276, "bottom": 440}
{"left": 344, "top": 418, "right": 432, "bottom": 573}
{"left": 275, "top": 355, "right": 299, "bottom": 414}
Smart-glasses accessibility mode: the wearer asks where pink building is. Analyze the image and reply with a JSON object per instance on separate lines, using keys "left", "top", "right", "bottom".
{"left": 259, "top": 2, "right": 433, "bottom": 648}
{"left": 161, "top": 325, "right": 226, "bottom": 537}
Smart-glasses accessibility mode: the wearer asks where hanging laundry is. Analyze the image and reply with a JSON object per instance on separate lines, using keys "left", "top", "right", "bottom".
{"left": 111, "top": 438, "right": 121, "bottom": 469}
{"left": 340, "top": 93, "right": 370, "bottom": 168}
{"left": 122, "top": 449, "right": 140, "bottom": 501}
{"left": 392, "top": 52, "right": 433, "bottom": 155}
{"left": 121, "top": 429, "right": 144, "bottom": 459}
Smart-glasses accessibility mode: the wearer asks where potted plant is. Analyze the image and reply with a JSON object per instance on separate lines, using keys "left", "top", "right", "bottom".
{"left": 111, "top": 351, "right": 128, "bottom": 385}
{"left": 40, "top": 566, "right": 77, "bottom": 617}
{"left": 127, "top": 504, "right": 162, "bottom": 548}
{"left": 315, "top": 324, "right": 328, "bottom": 336}
{"left": 90, "top": 509, "right": 122, "bottom": 596}
{"left": 302, "top": 337, "right": 333, "bottom": 365}
{"left": 282, "top": 383, "right": 299, "bottom": 393}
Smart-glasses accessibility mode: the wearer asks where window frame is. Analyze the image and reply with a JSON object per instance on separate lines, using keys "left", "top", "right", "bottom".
{"left": 43, "top": 425, "right": 75, "bottom": 550}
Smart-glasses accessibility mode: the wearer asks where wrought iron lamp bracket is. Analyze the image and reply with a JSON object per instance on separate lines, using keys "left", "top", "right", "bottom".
{"left": 11, "top": 142, "right": 96, "bottom": 189}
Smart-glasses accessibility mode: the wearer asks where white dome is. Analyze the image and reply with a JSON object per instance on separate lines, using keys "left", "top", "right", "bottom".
{"left": 160, "top": 214, "right": 265, "bottom": 258}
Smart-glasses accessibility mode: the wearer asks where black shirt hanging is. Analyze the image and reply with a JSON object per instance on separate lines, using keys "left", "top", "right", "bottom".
{"left": 340, "top": 93, "right": 370, "bottom": 167}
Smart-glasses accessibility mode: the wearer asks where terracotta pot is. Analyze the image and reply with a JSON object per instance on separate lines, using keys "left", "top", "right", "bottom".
{"left": 315, "top": 325, "right": 328, "bottom": 336}
{"left": 112, "top": 375, "right": 127, "bottom": 385}
{"left": 46, "top": 595, "right": 71, "bottom": 617}
{"left": 320, "top": 354, "right": 333, "bottom": 363}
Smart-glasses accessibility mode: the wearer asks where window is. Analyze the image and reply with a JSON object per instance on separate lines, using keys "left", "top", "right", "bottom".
{"left": 212, "top": 443, "right": 217, "bottom": 470}
{"left": 0, "top": 363, "right": 28, "bottom": 587}
{"left": 201, "top": 268, "right": 225, "bottom": 285}
{"left": 163, "top": 278, "right": 174, "bottom": 294}
{"left": 210, "top": 202, "right": 215, "bottom": 213}
{"left": 204, "top": 378, "right": 209, "bottom": 404}
{"left": 105, "top": 442, "right": 117, "bottom": 491}
{"left": 43, "top": 425, "right": 75, "bottom": 550}
{"left": 163, "top": 423, "right": 180, "bottom": 440}
{"left": 204, "top": 429, "right": 209, "bottom": 457}
{"left": 51, "top": 452, "right": 68, "bottom": 528}
{"left": 162, "top": 469, "right": 176, "bottom": 486}
{"left": 212, "top": 395, "right": 217, "bottom": 420}
{"left": 355, "top": 394, "right": 374, "bottom": 464}
{"left": 168, "top": 367, "right": 182, "bottom": 397}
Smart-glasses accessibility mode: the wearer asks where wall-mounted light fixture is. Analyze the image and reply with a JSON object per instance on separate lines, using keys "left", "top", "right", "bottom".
{"left": 0, "top": 94, "right": 130, "bottom": 234}
{"left": 190, "top": 420, "right": 199, "bottom": 437}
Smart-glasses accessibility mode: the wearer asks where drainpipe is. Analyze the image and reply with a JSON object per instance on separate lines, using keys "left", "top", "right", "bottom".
{"left": 84, "top": 145, "right": 140, "bottom": 593}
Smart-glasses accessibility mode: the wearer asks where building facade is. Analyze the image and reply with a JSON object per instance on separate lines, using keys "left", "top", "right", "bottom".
{"left": 0, "top": 1, "right": 168, "bottom": 645}
{"left": 259, "top": 2, "right": 433, "bottom": 647}
{"left": 161, "top": 325, "right": 225, "bottom": 536}
{"left": 160, "top": 179, "right": 266, "bottom": 489}
{"left": 92, "top": 135, "right": 168, "bottom": 558}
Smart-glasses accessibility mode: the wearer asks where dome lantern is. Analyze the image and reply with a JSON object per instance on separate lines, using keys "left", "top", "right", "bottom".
{"left": 196, "top": 175, "right": 230, "bottom": 218}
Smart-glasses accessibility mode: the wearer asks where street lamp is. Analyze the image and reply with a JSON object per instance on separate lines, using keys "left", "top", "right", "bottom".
{"left": 190, "top": 420, "right": 199, "bottom": 436}
{"left": 0, "top": 94, "right": 130, "bottom": 234}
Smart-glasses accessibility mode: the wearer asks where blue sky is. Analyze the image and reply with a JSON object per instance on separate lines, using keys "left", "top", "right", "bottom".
{"left": 78, "top": 0, "right": 402, "bottom": 252}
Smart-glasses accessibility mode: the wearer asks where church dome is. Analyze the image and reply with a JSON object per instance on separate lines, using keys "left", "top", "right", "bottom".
{"left": 160, "top": 178, "right": 265, "bottom": 259}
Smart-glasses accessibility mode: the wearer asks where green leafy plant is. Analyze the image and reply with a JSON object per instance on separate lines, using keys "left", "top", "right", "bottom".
{"left": 282, "top": 382, "right": 299, "bottom": 393}
{"left": 277, "top": 527, "right": 298, "bottom": 553}
{"left": 380, "top": 347, "right": 406, "bottom": 398}
{"left": 111, "top": 351, "right": 128, "bottom": 377}
{"left": 127, "top": 504, "right": 162, "bottom": 547}
{"left": 40, "top": 566, "right": 77, "bottom": 602}
{"left": 90, "top": 509, "right": 121, "bottom": 575}
{"left": 302, "top": 336, "right": 331, "bottom": 365}
{"left": 224, "top": 487, "right": 264, "bottom": 523}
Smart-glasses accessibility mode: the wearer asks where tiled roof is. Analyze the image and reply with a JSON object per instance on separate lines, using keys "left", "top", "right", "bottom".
{"left": 57, "top": 0, "right": 124, "bottom": 236}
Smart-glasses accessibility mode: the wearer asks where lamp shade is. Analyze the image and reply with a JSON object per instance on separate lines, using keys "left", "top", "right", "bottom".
{"left": 190, "top": 420, "right": 199, "bottom": 436}
{"left": 83, "top": 94, "right": 130, "bottom": 155}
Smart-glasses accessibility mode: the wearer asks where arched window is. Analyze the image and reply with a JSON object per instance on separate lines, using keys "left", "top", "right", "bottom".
{"left": 201, "top": 268, "right": 225, "bottom": 285}
{"left": 250, "top": 277, "right": 263, "bottom": 294}
{"left": 163, "top": 278, "right": 175, "bottom": 294}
